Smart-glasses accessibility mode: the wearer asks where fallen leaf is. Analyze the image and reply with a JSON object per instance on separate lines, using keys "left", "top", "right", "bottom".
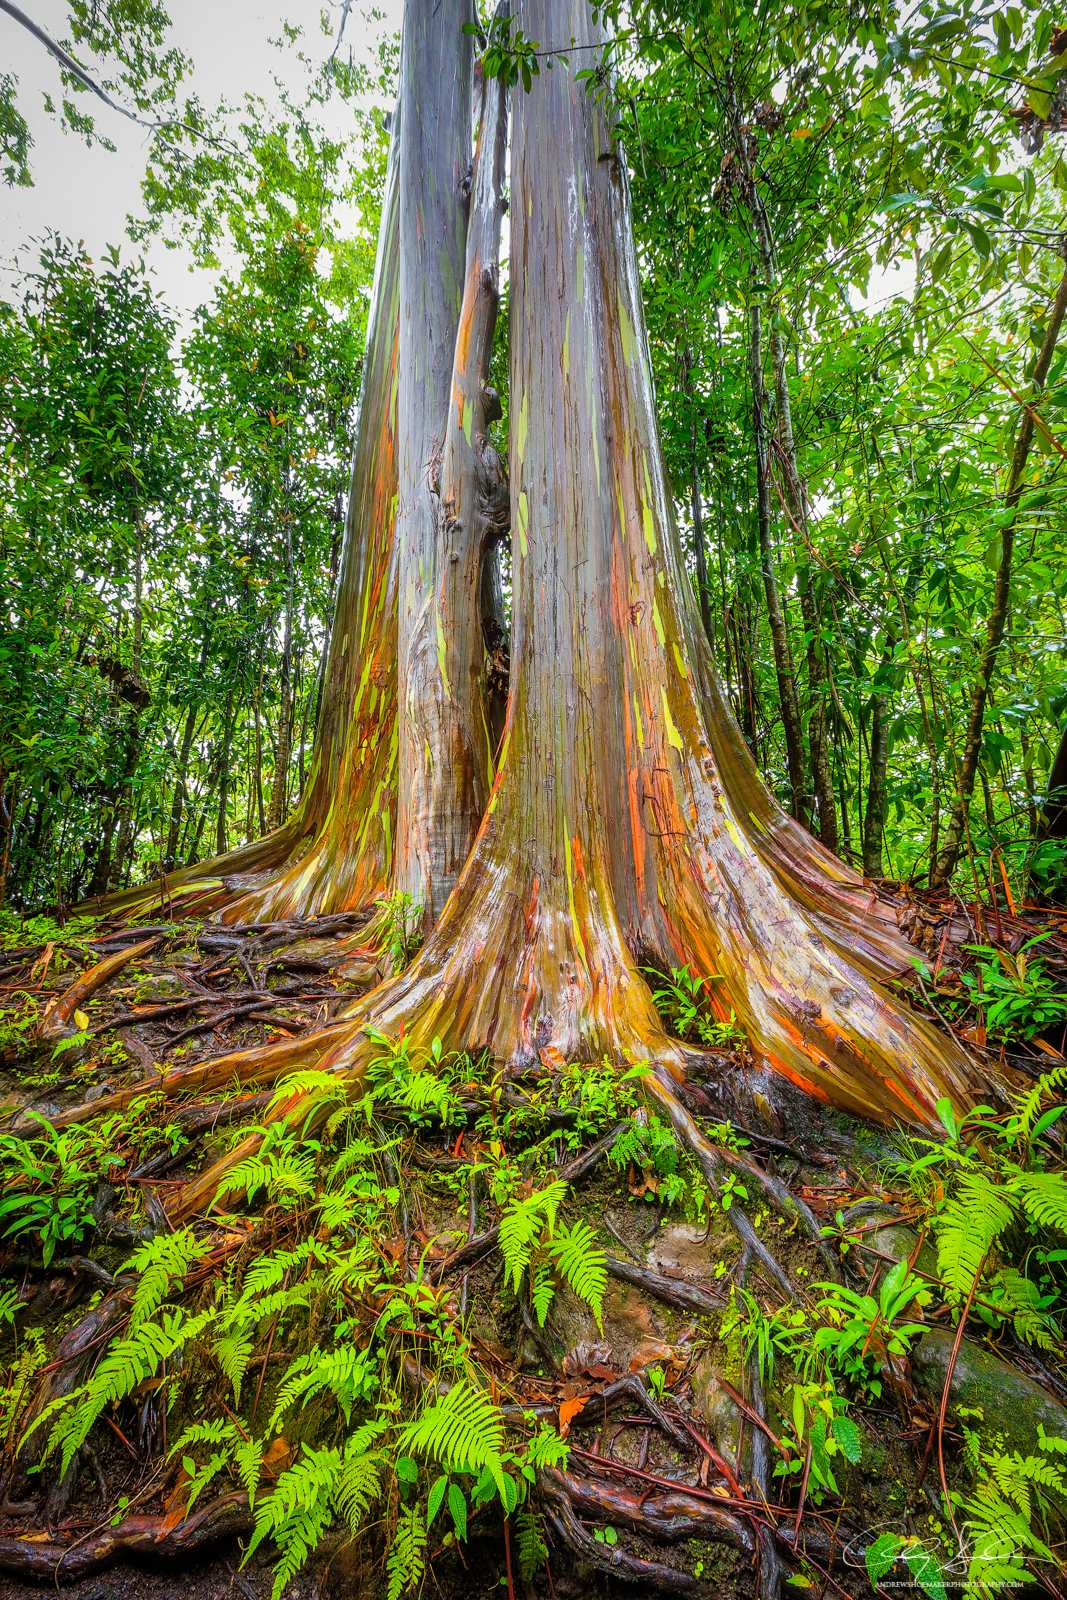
{"left": 73, "top": 1009, "right": 90, "bottom": 1030}
{"left": 559, "top": 1395, "right": 588, "bottom": 1437}
{"left": 261, "top": 1435, "right": 293, "bottom": 1474}
{"left": 31, "top": 942, "right": 55, "bottom": 982}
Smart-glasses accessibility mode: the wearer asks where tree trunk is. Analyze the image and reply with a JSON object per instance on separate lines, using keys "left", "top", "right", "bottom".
{"left": 863, "top": 692, "right": 889, "bottom": 879}
{"left": 215, "top": 683, "right": 236, "bottom": 857}
{"left": 932, "top": 262, "right": 1067, "bottom": 886}
{"left": 749, "top": 301, "right": 807, "bottom": 824}
{"left": 297, "top": 0, "right": 978, "bottom": 1132}
{"left": 108, "top": 529, "right": 145, "bottom": 891}
{"left": 268, "top": 596, "right": 292, "bottom": 831}
{"left": 166, "top": 700, "right": 200, "bottom": 867}
{"left": 95, "top": 0, "right": 980, "bottom": 1142}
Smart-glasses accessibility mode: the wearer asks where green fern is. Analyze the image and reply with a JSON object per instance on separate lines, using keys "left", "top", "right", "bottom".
{"left": 550, "top": 1219, "right": 607, "bottom": 1331}
{"left": 269, "top": 1345, "right": 378, "bottom": 1429}
{"left": 386, "top": 1503, "right": 426, "bottom": 1600}
{"left": 499, "top": 1179, "right": 568, "bottom": 1293}
{"left": 936, "top": 1171, "right": 1014, "bottom": 1296}
{"left": 995, "top": 1267, "right": 1057, "bottom": 1350}
{"left": 0, "top": 1327, "right": 46, "bottom": 1449}
{"left": 1012, "top": 1062, "right": 1067, "bottom": 1146}
{"left": 515, "top": 1505, "right": 548, "bottom": 1581}
{"left": 335, "top": 1448, "right": 382, "bottom": 1529}
{"left": 214, "top": 1328, "right": 255, "bottom": 1405}
{"left": 531, "top": 1261, "right": 555, "bottom": 1326}
{"left": 396, "top": 1381, "right": 507, "bottom": 1499}
{"left": 245, "top": 1443, "right": 341, "bottom": 1600}
{"left": 1008, "top": 1169, "right": 1067, "bottom": 1232}
{"left": 39, "top": 1307, "right": 216, "bottom": 1472}
{"left": 128, "top": 1228, "right": 209, "bottom": 1328}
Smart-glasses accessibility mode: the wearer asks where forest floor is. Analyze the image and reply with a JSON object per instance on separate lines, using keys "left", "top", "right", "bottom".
{"left": 0, "top": 888, "right": 1065, "bottom": 1599}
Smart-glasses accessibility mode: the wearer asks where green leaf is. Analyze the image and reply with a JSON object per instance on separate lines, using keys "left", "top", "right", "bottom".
{"left": 427, "top": 1474, "right": 449, "bottom": 1526}
{"left": 830, "top": 1414, "right": 863, "bottom": 1463}
{"left": 448, "top": 1481, "right": 467, "bottom": 1541}
{"left": 866, "top": 1530, "right": 903, "bottom": 1585}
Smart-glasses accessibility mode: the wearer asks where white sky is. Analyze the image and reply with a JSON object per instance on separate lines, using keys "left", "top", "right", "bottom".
{"left": 2, "top": 1, "right": 403, "bottom": 318}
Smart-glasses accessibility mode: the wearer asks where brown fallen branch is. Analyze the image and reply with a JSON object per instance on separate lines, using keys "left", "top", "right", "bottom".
{"left": 0, "top": 1490, "right": 253, "bottom": 1580}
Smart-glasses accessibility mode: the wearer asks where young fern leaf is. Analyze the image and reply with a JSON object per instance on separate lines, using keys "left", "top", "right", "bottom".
{"left": 386, "top": 1504, "right": 426, "bottom": 1600}
{"left": 550, "top": 1219, "right": 607, "bottom": 1330}
{"left": 396, "top": 1381, "right": 507, "bottom": 1500}
{"left": 215, "top": 1329, "right": 255, "bottom": 1406}
{"left": 531, "top": 1261, "right": 555, "bottom": 1326}
{"left": 516, "top": 1506, "right": 549, "bottom": 1581}
{"left": 335, "top": 1449, "right": 382, "bottom": 1530}
{"left": 996, "top": 1267, "right": 1057, "bottom": 1349}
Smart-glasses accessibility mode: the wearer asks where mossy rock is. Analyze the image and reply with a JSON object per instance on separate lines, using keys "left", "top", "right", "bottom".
{"left": 912, "top": 1327, "right": 1067, "bottom": 1487}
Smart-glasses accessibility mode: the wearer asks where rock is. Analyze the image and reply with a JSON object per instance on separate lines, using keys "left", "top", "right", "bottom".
{"left": 691, "top": 1359, "right": 750, "bottom": 1476}
{"left": 841, "top": 1202, "right": 937, "bottom": 1287}
{"left": 551, "top": 1280, "right": 672, "bottom": 1372}
{"left": 646, "top": 1220, "right": 735, "bottom": 1280}
{"left": 912, "top": 1328, "right": 1067, "bottom": 1465}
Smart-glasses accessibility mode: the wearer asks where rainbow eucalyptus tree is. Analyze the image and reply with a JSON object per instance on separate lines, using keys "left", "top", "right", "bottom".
{"left": 100, "top": 0, "right": 980, "bottom": 1167}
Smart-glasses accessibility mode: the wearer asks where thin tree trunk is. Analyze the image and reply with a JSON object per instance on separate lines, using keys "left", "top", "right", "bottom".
{"left": 216, "top": 684, "right": 236, "bottom": 856}
{"left": 749, "top": 301, "right": 807, "bottom": 823}
{"left": 863, "top": 693, "right": 889, "bottom": 878}
{"left": 933, "top": 262, "right": 1067, "bottom": 886}
{"left": 0, "top": 769, "right": 16, "bottom": 910}
{"left": 109, "top": 529, "right": 145, "bottom": 890}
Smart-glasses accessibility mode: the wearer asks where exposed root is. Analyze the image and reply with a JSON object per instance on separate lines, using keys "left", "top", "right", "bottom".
{"left": 604, "top": 1254, "right": 727, "bottom": 1316}
{"left": 539, "top": 1464, "right": 756, "bottom": 1551}
{"left": 541, "top": 1482, "right": 715, "bottom": 1594}
{"left": 0, "top": 1490, "right": 254, "bottom": 1580}
{"left": 647, "top": 1074, "right": 827, "bottom": 1297}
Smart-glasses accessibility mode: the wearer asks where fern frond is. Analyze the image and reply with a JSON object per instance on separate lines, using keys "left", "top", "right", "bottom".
{"left": 128, "top": 1229, "right": 209, "bottom": 1328}
{"left": 386, "top": 1504, "right": 426, "bottom": 1600}
{"left": 531, "top": 1261, "right": 555, "bottom": 1326}
{"left": 269, "top": 1069, "right": 351, "bottom": 1113}
{"left": 550, "top": 1220, "right": 607, "bottom": 1330}
{"left": 232, "top": 1241, "right": 318, "bottom": 1307}
{"left": 1014, "top": 1063, "right": 1067, "bottom": 1144}
{"left": 996, "top": 1268, "right": 1058, "bottom": 1350}
{"left": 335, "top": 1450, "right": 381, "bottom": 1530}
{"left": 1008, "top": 1170, "right": 1067, "bottom": 1233}
{"left": 500, "top": 1179, "right": 568, "bottom": 1293}
{"left": 244, "top": 1443, "right": 342, "bottom": 1600}
{"left": 235, "top": 1434, "right": 265, "bottom": 1507}
{"left": 214, "top": 1330, "right": 254, "bottom": 1405}
{"left": 396, "top": 1381, "right": 506, "bottom": 1499}
{"left": 268, "top": 1345, "right": 377, "bottom": 1430}
{"left": 43, "top": 1307, "right": 215, "bottom": 1472}
{"left": 936, "top": 1172, "right": 1015, "bottom": 1296}
{"left": 516, "top": 1506, "right": 548, "bottom": 1582}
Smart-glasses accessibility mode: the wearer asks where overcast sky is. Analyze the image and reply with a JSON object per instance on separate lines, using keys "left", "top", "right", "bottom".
{"left": 2, "top": 1, "right": 402, "bottom": 317}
